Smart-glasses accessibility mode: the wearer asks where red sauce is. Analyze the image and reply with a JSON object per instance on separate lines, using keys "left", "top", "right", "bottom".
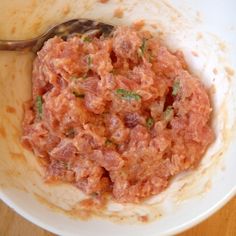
{"left": 22, "top": 26, "right": 214, "bottom": 203}
{"left": 0, "top": 126, "right": 6, "bottom": 138}
{"left": 99, "top": 0, "right": 109, "bottom": 3}
{"left": 6, "top": 106, "right": 16, "bottom": 114}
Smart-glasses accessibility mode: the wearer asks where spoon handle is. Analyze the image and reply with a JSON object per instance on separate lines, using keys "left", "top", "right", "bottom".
{"left": 0, "top": 39, "right": 38, "bottom": 51}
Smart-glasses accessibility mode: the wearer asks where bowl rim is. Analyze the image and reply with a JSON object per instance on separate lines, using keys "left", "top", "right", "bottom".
{"left": 0, "top": 187, "right": 235, "bottom": 236}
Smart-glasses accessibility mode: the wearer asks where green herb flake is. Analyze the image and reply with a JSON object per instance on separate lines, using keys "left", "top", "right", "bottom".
{"left": 73, "top": 91, "right": 85, "bottom": 98}
{"left": 57, "top": 160, "right": 68, "bottom": 169}
{"left": 105, "top": 139, "right": 113, "bottom": 145}
{"left": 164, "top": 106, "right": 174, "bottom": 122}
{"left": 62, "top": 161, "right": 68, "bottom": 169}
{"left": 87, "top": 55, "right": 93, "bottom": 68}
{"left": 172, "top": 81, "right": 180, "bottom": 96}
{"left": 71, "top": 75, "right": 87, "bottom": 81}
{"left": 36, "top": 95, "right": 43, "bottom": 119}
{"left": 146, "top": 117, "right": 154, "bottom": 129}
{"left": 148, "top": 53, "right": 154, "bottom": 63}
{"left": 141, "top": 39, "right": 146, "bottom": 54}
{"left": 82, "top": 36, "right": 92, "bottom": 43}
{"left": 62, "top": 161, "right": 71, "bottom": 170}
{"left": 82, "top": 74, "right": 87, "bottom": 80}
{"left": 70, "top": 76, "right": 79, "bottom": 80}
{"left": 115, "top": 88, "right": 141, "bottom": 101}
{"left": 138, "top": 39, "right": 147, "bottom": 57}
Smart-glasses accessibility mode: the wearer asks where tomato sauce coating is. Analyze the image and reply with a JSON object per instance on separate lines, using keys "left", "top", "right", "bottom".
{"left": 22, "top": 27, "right": 214, "bottom": 203}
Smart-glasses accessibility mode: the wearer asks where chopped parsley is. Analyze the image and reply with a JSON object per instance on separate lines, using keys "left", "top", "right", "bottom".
{"left": 172, "top": 81, "right": 180, "bottom": 96}
{"left": 164, "top": 106, "right": 174, "bottom": 122}
{"left": 36, "top": 95, "right": 43, "bottom": 119}
{"left": 116, "top": 88, "right": 141, "bottom": 101}
{"left": 73, "top": 91, "right": 85, "bottom": 98}
{"left": 146, "top": 117, "right": 154, "bottom": 129}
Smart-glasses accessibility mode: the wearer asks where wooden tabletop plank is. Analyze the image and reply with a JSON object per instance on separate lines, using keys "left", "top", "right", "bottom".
{"left": 0, "top": 196, "right": 235, "bottom": 236}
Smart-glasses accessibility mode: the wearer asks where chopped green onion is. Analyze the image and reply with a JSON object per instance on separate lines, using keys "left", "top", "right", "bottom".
{"left": 148, "top": 53, "right": 154, "bottom": 62}
{"left": 116, "top": 88, "right": 126, "bottom": 95}
{"left": 73, "top": 91, "right": 85, "bottom": 98}
{"left": 87, "top": 55, "right": 92, "bottom": 68}
{"left": 82, "top": 74, "right": 87, "bottom": 80}
{"left": 141, "top": 39, "right": 147, "bottom": 54}
{"left": 116, "top": 88, "right": 141, "bottom": 101}
{"left": 62, "top": 161, "right": 71, "bottom": 170}
{"left": 70, "top": 75, "right": 87, "bottom": 81}
{"left": 105, "top": 139, "right": 113, "bottom": 145}
{"left": 172, "top": 81, "right": 180, "bottom": 96}
{"left": 164, "top": 106, "right": 174, "bottom": 122}
{"left": 36, "top": 95, "right": 43, "bottom": 119}
{"left": 82, "top": 36, "right": 92, "bottom": 42}
{"left": 146, "top": 117, "right": 154, "bottom": 129}
{"left": 138, "top": 39, "right": 147, "bottom": 57}
{"left": 70, "top": 76, "right": 78, "bottom": 80}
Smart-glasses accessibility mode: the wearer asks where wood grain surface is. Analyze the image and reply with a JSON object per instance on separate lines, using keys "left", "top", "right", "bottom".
{"left": 0, "top": 196, "right": 235, "bottom": 236}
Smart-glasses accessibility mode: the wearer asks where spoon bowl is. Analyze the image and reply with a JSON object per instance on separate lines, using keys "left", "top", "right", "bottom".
{"left": 0, "top": 19, "right": 114, "bottom": 52}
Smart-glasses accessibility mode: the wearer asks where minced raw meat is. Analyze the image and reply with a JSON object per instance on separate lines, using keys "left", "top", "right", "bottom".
{"left": 22, "top": 26, "right": 214, "bottom": 203}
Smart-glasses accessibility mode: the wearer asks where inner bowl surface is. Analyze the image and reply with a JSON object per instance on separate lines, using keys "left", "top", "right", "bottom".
{"left": 0, "top": 0, "right": 236, "bottom": 235}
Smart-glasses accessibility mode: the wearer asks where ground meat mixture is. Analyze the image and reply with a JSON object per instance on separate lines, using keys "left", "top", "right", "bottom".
{"left": 22, "top": 26, "right": 214, "bottom": 203}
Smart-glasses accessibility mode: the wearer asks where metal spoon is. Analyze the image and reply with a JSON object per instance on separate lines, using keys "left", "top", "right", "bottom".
{"left": 0, "top": 19, "right": 114, "bottom": 53}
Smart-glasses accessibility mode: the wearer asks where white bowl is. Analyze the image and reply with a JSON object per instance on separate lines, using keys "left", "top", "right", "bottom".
{"left": 0, "top": 0, "right": 236, "bottom": 235}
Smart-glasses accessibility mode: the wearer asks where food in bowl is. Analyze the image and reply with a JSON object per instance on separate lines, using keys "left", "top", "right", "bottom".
{"left": 21, "top": 26, "right": 214, "bottom": 203}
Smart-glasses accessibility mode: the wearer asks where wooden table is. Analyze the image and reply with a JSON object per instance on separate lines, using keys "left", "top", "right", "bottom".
{"left": 0, "top": 196, "right": 235, "bottom": 236}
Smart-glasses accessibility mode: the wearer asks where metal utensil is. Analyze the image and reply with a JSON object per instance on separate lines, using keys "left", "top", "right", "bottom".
{"left": 0, "top": 19, "right": 114, "bottom": 53}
